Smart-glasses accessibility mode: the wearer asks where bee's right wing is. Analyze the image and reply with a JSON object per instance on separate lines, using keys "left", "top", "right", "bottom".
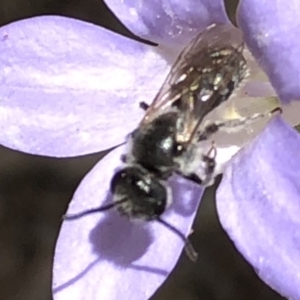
{"left": 141, "top": 24, "right": 248, "bottom": 143}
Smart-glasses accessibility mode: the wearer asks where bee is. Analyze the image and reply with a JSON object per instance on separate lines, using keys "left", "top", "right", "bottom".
{"left": 64, "top": 24, "right": 281, "bottom": 261}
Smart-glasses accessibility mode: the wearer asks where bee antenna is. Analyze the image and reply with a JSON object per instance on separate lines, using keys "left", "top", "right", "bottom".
{"left": 156, "top": 217, "right": 198, "bottom": 262}
{"left": 62, "top": 198, "right": 127, "bottom": 221}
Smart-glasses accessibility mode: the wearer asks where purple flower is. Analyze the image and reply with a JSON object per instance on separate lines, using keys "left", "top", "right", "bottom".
{"left": 0, "top": 0, "right": 300, "bottom": 299}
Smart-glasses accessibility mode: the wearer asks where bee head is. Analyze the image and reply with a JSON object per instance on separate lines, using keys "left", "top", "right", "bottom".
{"left": 110, "top": 166, "right": 169, "bottom": 221}
{"left": 63, "top": 166, "right": 196, "bottom": 262}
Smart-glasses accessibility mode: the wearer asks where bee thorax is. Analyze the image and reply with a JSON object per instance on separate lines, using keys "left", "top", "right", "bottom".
{"left": 127, "top": 112, "right": 180, "bottom": 177}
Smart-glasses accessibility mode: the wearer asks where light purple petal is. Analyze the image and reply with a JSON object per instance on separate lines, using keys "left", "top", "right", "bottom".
{"left": 217, "top": 117, "right": 300, "bottom": 300}
{"left": 237, "top": 0, "right": 300, "bottom": 104}
{"left": 53, "top": 146, "right": 203, "bottom": 300}
{"left": 0, "top": 16, "right": 171, "bottom": 157}
{"left": 104, "top": 0, "right": 228, "bottom": 46}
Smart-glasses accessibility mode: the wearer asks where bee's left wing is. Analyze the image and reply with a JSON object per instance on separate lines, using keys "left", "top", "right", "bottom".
{"left": 141, "top": 24, "right": 249, "bottom": 144}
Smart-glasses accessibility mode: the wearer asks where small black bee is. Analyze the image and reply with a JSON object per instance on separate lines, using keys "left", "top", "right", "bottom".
{"left": 64, "top": 24, "right": 281, "bottom": 261}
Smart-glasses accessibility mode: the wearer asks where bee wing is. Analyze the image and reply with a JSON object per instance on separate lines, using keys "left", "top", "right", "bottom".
{"left": 141, "top": 24, "right": 248, "bottom": 143}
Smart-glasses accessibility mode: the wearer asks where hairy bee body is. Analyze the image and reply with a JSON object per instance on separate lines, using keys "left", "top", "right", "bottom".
{"left": 114, "top": 24, "right": 250, "bottom": 220}
{"left": 65, "top": 24, "right": 280, "bottom": 261}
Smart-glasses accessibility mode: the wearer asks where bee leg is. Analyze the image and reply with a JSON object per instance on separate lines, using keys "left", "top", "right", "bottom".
{"left": 183, "top": 173, "right": 202, "bottom": 185}
{"left": 217, "top": 107, "right": 281, "bottom": 132}
{"left": 177, "top": 144, "right": 217, "bottom": 187}
{"left": 139, "top": 102, "right": 149, "bottom": 111}
{"left": 198, "top": 106, "right": 282, "bottom": 141}
{"left": 200, "top": 144, "right": 217, "bottom": 186}
{"left": 198, "top": 124, "right": 219, "bottom": 141}
{"left": 180, "top": 173, "right": 203, "bottom": 185}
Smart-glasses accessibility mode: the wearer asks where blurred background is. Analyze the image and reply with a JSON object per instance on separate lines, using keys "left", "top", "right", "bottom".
{"left": 0, "top": 0, "right": 285, "bottom": 299}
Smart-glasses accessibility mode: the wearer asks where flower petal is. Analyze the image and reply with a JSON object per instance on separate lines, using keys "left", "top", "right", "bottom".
{"left": 0, "top": 16, "right": 171, "bottom": 157}
{"left": 217, "top": 117, "right": 300, "bottom": 300}
{"left": 104, "top": 0, "right": 228, "bottom": 46}
{"left": 53, "top": 146, "right": 203, "bottom": 300}
{"left": 237, "top": 0, "right": 300, "bottom": 104}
